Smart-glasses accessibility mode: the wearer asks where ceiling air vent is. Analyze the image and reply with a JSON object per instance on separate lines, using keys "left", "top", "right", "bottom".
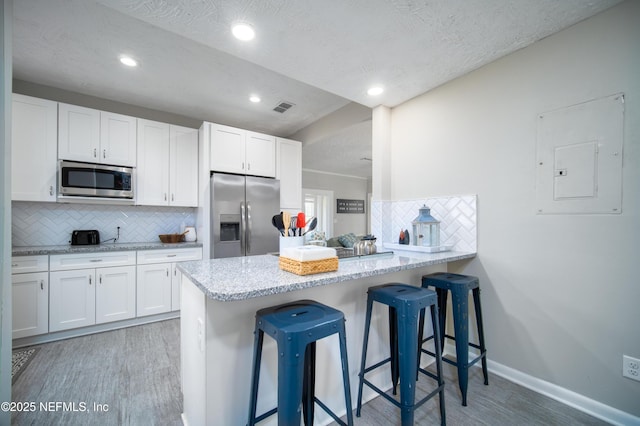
{"left": 273, "top": 101, "right": 295, "bottom": 113}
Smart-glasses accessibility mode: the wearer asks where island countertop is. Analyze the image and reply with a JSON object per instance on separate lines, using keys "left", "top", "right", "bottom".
{"left": 177, "top": 249, "right": 475, "bottom": 302}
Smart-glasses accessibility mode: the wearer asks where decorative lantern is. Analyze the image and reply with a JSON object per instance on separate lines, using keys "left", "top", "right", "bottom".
{"left": 411, "top": 205, "right": 440, "bottom": 247}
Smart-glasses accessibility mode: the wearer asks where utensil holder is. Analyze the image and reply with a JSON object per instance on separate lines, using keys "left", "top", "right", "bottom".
{"left": 279, "top": 236, "right": 304, "bottom": 252}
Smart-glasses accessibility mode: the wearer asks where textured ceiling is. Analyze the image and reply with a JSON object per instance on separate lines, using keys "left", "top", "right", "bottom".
{"left": 12, "top": 0, "right": 622, "bottom": 178}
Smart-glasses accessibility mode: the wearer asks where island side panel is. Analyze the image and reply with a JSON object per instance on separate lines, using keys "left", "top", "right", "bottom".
{"left": 198, "top": 264, "right": 446, "bottom": 426}
{"left": 181, "top": 275, "right": 207, "bottom": 426}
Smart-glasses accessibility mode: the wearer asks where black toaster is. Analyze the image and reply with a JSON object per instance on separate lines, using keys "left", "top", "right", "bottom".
{"left": 71, "top": 230, "right": 100, "bottom": 245}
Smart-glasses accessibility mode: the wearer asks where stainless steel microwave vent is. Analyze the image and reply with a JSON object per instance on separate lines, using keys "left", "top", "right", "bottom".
{"left": 273, "top": 101, "right": 294, "bottom": 113}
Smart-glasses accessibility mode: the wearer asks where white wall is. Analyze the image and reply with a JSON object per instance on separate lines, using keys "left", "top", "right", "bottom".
{"left": 386, "top": 1, "right": 639, "bottom": 418}
{"left": 302, "top": 170, "right": 369, "bottom": 237}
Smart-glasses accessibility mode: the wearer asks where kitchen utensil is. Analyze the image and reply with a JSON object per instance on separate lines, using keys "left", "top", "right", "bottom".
{"left": 297, "top": 212, "right": 306, "bottom": 236}
{"left": 303, "top": 217, "right": 317, "bottom": 236}
{"left": 290, "top": 217, "right": 297, "bottom": 237}
{"left": 282, "top": 211, "right": 291, "bottom": 238}
{"left": 272, "top": 215, "right": 285, "bottom": 236}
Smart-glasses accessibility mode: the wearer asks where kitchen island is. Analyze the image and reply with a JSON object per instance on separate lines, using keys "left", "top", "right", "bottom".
{"left": 178, "top": 249, "right": 475, "bottom": 426}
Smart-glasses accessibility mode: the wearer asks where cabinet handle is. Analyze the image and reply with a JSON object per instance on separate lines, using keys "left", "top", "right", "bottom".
{"left": 49, "top": 185, "right": 54, "bottom": 196}
{"left": 242, "top": 162, "right": 245, "bottom": 170}
{"left": 11, "top": 263, "right": 18, "bottom": 267}
{"left": 167, "top": 254, "right": 177, "bottom": 258}
{"left": 40, "top": 280, "right": 44, "bottom": 290}
{"left": 93, "top": 148, "right": 97, "bottom": 158}
{"left": 90, "top": 259, "right": 103, "bottom": 262}
{"left": 174, "top": 268, "right": 177, "bottom": 277}
{"left": 99, "top": 275, "right": 102, "bottom": 284}
{"left": 171, "top": 193, "right": 174, "bottom": 202}
{"left": 248, "top": 163, "right": 251, "bottom": 171}
{"left": 103, "top": 149, "right": 106, "bottom": 159}
{"left": 166, "top": 268, "right": 169, "bottom": 277}
{"left": 89, "top": 275, "right": 92, "bottom": 285}
{"left": 164, "top": 193, "right": 167, "bottom": 201}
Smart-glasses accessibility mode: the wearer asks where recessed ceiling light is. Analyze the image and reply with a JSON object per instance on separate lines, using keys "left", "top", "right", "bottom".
{"left": 232, "top": 23, "right": 255, "bottom": 41}
{"left": 367, "top": 86, "right": 384, "bottom": 96}
{"left": 249, "top": 95, "right": 261, "bottom": 103}
{"left": 119, "top": 56, "right": 138, "bottom": 67}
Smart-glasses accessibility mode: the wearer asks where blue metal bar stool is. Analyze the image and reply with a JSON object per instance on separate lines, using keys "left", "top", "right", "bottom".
{"left": 356, "top": 283, "right": 446, "bottom": 426}
{"left": 247, "top": 300, "right": 353, "bottom": 426}
{"left": 420, "top": 272, "right": 488, "bottom": 406}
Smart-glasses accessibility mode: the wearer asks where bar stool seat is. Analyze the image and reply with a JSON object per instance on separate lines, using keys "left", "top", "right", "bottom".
{"left": 421, "top": 272, "right": 488, "bottom": 406}
{"left": 248, "top": 299, "right": 353, "bottom": 426}
{"left": 356, "top": 283, "right": 446, "bottom": 426}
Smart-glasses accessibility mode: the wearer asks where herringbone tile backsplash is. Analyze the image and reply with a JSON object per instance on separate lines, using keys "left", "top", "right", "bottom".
{"left": 371, "top": 195, "right": 477, "bottom": 252}
{"left": 12, "top": 201, "right": 196, "bottom": 246}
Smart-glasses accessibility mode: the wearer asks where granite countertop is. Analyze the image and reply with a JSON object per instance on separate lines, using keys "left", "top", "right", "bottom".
{"left": 12, "top": 241, "right": 203, "bottom": 256}
{"left": 178, "top": 249, "right": 476, "bottom": 302}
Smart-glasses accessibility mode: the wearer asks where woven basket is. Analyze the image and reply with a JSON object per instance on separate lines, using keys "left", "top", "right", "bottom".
{"left": 279, "top": 256, "right": 338, "bottom": 276}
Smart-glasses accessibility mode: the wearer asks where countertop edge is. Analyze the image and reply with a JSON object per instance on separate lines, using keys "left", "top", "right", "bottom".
{"left": 180, "top": 251, "right": 476, "bottom": 302}
{"left": 12, "top": 242, "right": 203, "bottom": 256}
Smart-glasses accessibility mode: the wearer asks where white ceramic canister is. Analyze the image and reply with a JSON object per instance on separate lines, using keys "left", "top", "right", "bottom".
{"left": 184, "top": 226, "right": 197, "bottom": 242}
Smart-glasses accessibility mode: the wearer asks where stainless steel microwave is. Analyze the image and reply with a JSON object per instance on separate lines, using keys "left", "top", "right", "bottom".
{"left": 58, "top": 160, "right": 134, "bottom": 204}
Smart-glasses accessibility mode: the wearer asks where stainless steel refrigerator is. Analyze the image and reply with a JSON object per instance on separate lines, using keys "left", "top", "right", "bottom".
{"left": 210, "top": 172, "right": 280, "bottom": 258}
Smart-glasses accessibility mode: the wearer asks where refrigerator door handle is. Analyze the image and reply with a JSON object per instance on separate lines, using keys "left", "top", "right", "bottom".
{"left": 246, "top": 201, "right": 252, "bottom": 254}
{"left": 240, "top": 201, "right": 246, "bottom": 255}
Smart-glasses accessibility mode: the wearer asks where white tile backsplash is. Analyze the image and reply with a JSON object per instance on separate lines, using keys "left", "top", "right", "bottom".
{"left": 12, "top": 201, "right": 196, "bottom": 246}
{"left": 371, "top": 195, "right": 477, "bottom": 252}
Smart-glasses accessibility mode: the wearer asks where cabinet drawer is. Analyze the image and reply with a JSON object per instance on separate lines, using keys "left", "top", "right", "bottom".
{"left": 50, "top": 251, "right": 136, "bottom": 271}
{"left": 136, "top": 247, "right": 203, "bottom": 265}
{"left": 11, "top": 255, "right": 48, "bottom": 274}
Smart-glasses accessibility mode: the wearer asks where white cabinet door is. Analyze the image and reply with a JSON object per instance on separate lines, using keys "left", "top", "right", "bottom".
{"left": 210, "top": 123, "right": 246, "bottom": 174}
{"left": 11, "top": 94, "right": 58, "bottom": 202}
{"left": 136, "top": 263, "right": 172, "bottom": 317}
{"left": 171, "top": 263, "right": 181, "bottom": 312}
{"left": 136, "top": 119, "right": 170, "bottom": 205}
{"left": 95, "top": 265, "right": 136, "bottom": 324}
{"left": 246, "top": 131, "right": 276, "bottom": 178}
{"left": 59, "top": 103, "right": 137, "bottom": 166}
{"left": 169, "top": 125, "right": 198, "bottom": 206}
{"left": 49, "top": 269, "right": 96, "bottom": 332}
{"left": 100, "top": 111, "right": 137, "bottom": 166}
{"left": 276, "top": 138, "right": 302, "bottom": 210}
{"left": 12, "top": 272, "right": 49, "bottom": 338}
{"left": 58, "top": 103, "right": 101, "bottom": 163}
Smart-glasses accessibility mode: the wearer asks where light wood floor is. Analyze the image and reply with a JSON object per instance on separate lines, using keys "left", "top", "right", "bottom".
{"left": 12, "top": 319, "right": 608, "bottom": 425}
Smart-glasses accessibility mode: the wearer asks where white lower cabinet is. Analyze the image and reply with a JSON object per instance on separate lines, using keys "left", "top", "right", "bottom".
{"left": 136, "top": 263, "right": 173, "bottom": 317}
{"left": 11, "top": 255, "right": 49, "bottom": 339}
{"left": 12, "top": 272, "right": 49, "bottom": 339}
{"left": 49, "top": 252, "right": 136, "bottom": 332}
{"left": 137, "top": 247, "right": 203, "bottom": 316}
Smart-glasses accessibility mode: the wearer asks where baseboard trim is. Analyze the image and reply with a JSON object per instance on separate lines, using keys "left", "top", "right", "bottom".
{"left": 487, "top": 359, "right": 639, "bottom": 426}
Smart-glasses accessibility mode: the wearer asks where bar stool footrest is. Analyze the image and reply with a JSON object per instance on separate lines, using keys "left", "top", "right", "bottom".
{"left": 420, "top": 348, "right": 486, "bottom": 368}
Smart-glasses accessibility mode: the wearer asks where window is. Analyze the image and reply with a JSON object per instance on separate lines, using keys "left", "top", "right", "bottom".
{"left": 302, "top": 188, "right": 333, "bottom": 238}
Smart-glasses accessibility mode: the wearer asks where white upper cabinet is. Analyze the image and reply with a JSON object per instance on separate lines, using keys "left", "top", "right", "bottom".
{"left": 246, "top": 131, "right": 276, "bottom": 178}
{"left": 210, "top": 123, "right": 275, "bottom": 178}
{"left": 276, "top": 138, "right": 302, "bottom": 210}
{"left": 137, "top": 119, "right": 198, "bottom": 207}
{"left": 58, "top": 103, "right": 136, "bottom": 167}
{"left": 137, "top": 119, "right": 170, "bottom": 205}
{"left": 209, "top": 123, "right": 246, "bottom": 174}
{"left": 100, "top": 111, "right": 137, "bottom": 166}
{"left": 11, "top": 94, "right": 58, "bottom": 202}
{"left": 169, "top": 125, "right": 199, "bottom": 207}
